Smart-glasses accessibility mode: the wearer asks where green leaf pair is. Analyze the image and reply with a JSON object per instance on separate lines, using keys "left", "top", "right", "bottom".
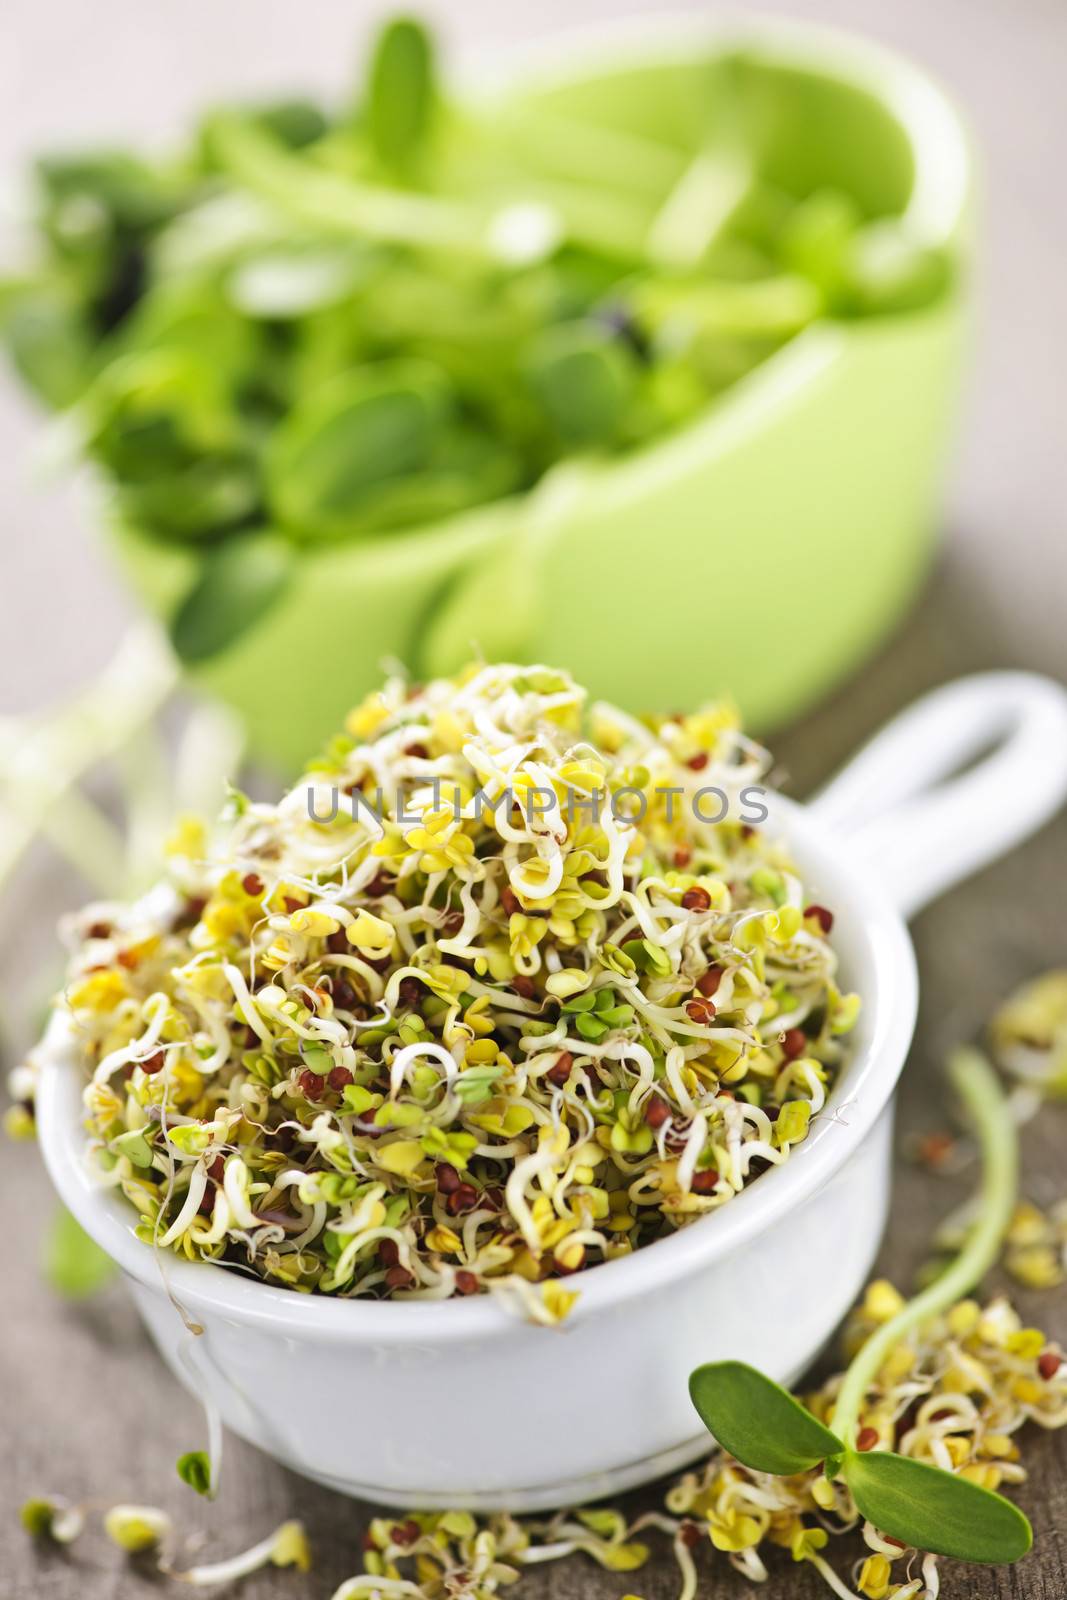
{"left": 688, "top": 1361, "right": 1032, "bottom": 1566}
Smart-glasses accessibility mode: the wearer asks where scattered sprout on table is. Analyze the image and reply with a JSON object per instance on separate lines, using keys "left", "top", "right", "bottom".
{"left": 990, "top": 968, "right": 1067, "bottom": 1105}
{"left": 103, "top": 1504, "right": 172, "bottom": 1553}
{"left": 20, "top": 1495, "right": 84, "bottom": 1544}
{"left": 33, "top": 660, "right": 857, "bottom": 1322}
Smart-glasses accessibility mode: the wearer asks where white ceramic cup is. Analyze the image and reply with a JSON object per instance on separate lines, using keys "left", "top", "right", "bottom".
{"left": 35, "top": 672, "right": 1067, "bottom": 1511}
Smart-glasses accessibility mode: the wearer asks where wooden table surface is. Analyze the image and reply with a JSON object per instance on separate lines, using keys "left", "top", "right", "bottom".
{"left": 2, "top": 1, "right": 1065, "bottom": 1596}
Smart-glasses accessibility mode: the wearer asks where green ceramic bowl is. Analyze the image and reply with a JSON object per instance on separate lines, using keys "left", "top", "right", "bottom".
{"left": 111, "top": 20, "right": 972, "bottom": 774}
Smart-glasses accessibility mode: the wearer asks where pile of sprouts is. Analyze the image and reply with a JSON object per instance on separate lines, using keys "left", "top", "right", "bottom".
{"left": 42, "top": 660, "right": 857, "bottom": 1320}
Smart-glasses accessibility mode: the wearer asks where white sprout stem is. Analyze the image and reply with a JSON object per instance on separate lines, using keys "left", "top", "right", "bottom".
{"left": 808, "top": 1551, "right": 864, "bottom": 1600}
{"left": 0, "top": 782, "right": 126, "bottom": 893}
{"left": 830, "top": 1049, "right": 1017, "bottom": 1445}
{"left": 168, "top": 1525, "right": 280, "bottom": 1586}
{"left": 176, "top": 1334, "right": 225, "bottom": 1499}
{"left": 157, "top": 1165, "right": 209, "bottom": 1248}
{"left": 672, "top": 1530, "right": 699, "bottom": 1600}
{"left": 115, "top": 718, "right": 173, "bottom": 893}
{"left": 330, "top": 1579, "right": 425, "bottom": 1599}
{"left": 0, "top": 624, "right": 178, "bottom": 896}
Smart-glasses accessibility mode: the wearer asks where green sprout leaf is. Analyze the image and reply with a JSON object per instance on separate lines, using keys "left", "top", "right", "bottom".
{"left": 688, "top": 1361, "right": 842, "bottom": 1476}
{"left": 170, "top": 530, "right": 294, "bottom": 663}
{"left": 265, "top": 360, "right": 453, "bottom": 541}
{"left": 45, "top": 1207, "right": 116, "bottom": 1299}
{"left": 843, "top": 1449, "right": 1032, "bottom": 1565}
{"left": 176, "top": 1450, "right": 212, "bottom": 1497}
{"left": 523, "top": 322, "right": 637, "bottom": 447}
{"left": 21, "top": 1498, "right": 58, "bottom": 1538}
{"left": 365, "top": 17, "right": 436, "bottom": 176}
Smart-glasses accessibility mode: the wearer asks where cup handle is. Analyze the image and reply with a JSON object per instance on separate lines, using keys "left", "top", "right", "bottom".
{"left": 808, "top": 672, "right": 1067, "bottom": 919}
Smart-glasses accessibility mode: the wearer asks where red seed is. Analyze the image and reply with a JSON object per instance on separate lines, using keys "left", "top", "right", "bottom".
{"left": 447, "top": 1183, "right": 479, "bottom": 1215}
{"left": 781, "top": 1028, "right": 807, "bottom": 1059}
{"left": 328, "top": 1066, "right": 354, "bottom": 1092}
{"left": 208, "top": 1155, "right": 226, "bottom": 1183}
{"left": 385, "top": 1266, "right": 414, "bottom": 1291}
{"left": 455, "top": 1270, "right": 479, "bottom": 1296}
{"left": 673, "top": 846, "right": 692, "bottom": 869}
{"left": 141, "top": 1050, "right": 166, "bottom": 1075}
{"left": 331, "top": 979, "right": 359, "bottom": 1010}
{"left": 378, "top": 1239, "right": 401, "bottom": 1267}
{"left": 644, "top": 1095, "right": 670, "bottom": 1130}
{"left": 500, "top": 887, "right": 521, "bottom": 918}
{"left": 116, "top": 949, "right": 139, "bottom": 971}
{"left": 242, "top": 873, "right": 264, "bottom": 896}
{"left": 680, "top": 1523, "right": 703, "bottom": 1550}
{"left": 697, "top": 965, "right": 724, "bottom": 998}
{"left": 547, "top": 1051, "right": 574, "bottom": 1088}
{"left": 687, "top": 752, "right": 709, "bottom": 772}
{"left": 917, "top": 1132, "right": 956, "bottom": 1169}
{"left": 365, "top": 872, "right": 393, "bottom": 898}
{"left": 436, "top": 1163, "right": 461, "bottom": 1195}
{"left": 361, "top": 1533, "right": 378, "bottom": 1553}
{"left": 511, "top": 974, "right": 536, "bottom": 999}
{"left": 1039, "top": 1350, "right": 1062, "bottom": 1381}
{"left": 805, "top": 904, "right": 834, "bottom": 935}
{"left": 686, "top": 997, "right": 716, "bottom": 1025}
{"left": 398, "top": 977, "right": 422, "bottom": 1006}
{"left": 856, "top": 1427, "right": 879, "bottom": 1451}
{"left": 691, "top": 1169, "right": 720, "bottom": 1194}
{"left": 392, "top": 1519, "right": 421, "bottom": 1546}
{"left": 298, "top": 1069, "right": 325, "bottom": 1099}
{"left": 406, "top": 742, "right": 430, "bottom": 760}
{"left": 681, "top": 886, "right": 711, "bottom": 913}
{"left": 439, "top": 912, "right": 465, "bottom": 938}
{"left": 284, "top": 896, "right": 305, "bottom": 914}
{"left": 88, "top": 921, "right": 112, "bottom": 940}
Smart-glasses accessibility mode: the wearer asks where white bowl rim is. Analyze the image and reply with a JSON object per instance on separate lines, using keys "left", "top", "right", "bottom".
{"left": 35, "top": 791, "right": 918, "bottom": 1345}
